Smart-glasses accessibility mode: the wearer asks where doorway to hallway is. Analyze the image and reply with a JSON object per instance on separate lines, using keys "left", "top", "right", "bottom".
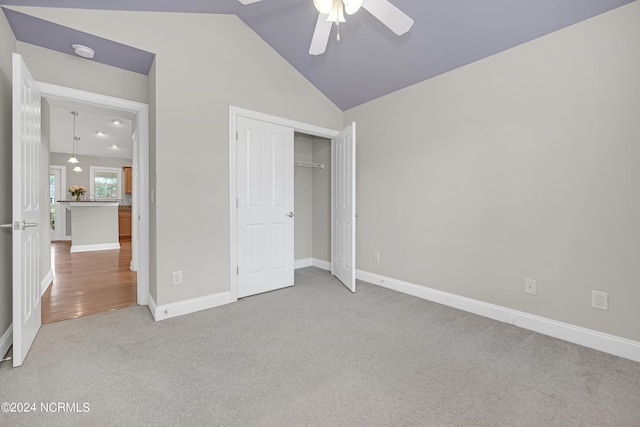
{"left": 42, "top": 241, "right": 137, "bottom": 323}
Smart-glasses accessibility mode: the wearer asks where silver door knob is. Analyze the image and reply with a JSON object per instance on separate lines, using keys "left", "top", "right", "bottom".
{"left": 286, "top": 212, "right": 294, "bottom": 218}
{"left": 21, "top": 221, "right": 38, "bottom": 230}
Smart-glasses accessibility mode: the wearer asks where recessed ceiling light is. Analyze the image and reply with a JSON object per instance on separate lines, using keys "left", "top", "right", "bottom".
{"left": 112, "top": 119, "right": 122, "bottom": 125}
{"left": 111, "top": 144, "right": 119, "bottom": 149}
{"left": 72, "top": 44, "right": 95, "bottom": 59}
{"left": 96, "top": 130, "right": 105, "bottom": 136}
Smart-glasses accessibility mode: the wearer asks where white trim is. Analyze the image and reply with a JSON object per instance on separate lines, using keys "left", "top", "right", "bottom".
{"left": 312, "top": 258, "right": 331, "bottom": 271}
{"left": 0, "top": 324, "right": 12, "bottom": 360}
{"left": 295, "top": 258, "right": 331, "bottom": 271}
{"left": 229, "top": 106, "right": 340, "bottom": 302}
{"left": 70, "top": 243, "right": 120, "bottom": 253}
{"left": 153, "top": 292, "right": 233, "bottom": 321}
{"left": 37, "top": 81, "right": 150, "bottom": 307}
{"left": 40, "top": 269, "right": 53, "bottom": 296}
{"left": 356, "top": 269, "right": 640, "bottom": 364}
{"left": 295, "top": 258, "right": 313, "bottom": 269}
{"left": 147, "top": 293, "right": 158, "bottom": 321}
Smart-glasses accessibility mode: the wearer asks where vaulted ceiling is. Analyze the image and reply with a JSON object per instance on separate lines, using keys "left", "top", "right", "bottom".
{"left": 1, "top": 0, "right": 634, "bottom": 111}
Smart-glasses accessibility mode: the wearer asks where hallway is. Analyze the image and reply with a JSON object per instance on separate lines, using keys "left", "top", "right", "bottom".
{"left": 42, "top": 241, "right": 137, "bottom": 323}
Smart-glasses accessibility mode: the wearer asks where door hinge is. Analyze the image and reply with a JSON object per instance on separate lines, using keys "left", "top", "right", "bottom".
{"left": 237, "top": 266, "right": 239, "bottom": 275}
{"left": 236, "top": 131, "right": 239, "bottom": 140}
{"left": 236, "top": 198, "right": 239, "bottom": 208}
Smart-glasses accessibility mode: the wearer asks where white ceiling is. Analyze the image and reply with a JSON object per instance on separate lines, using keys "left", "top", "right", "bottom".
{"left": 48, "top": 99, "right": 133, "bottom": 160}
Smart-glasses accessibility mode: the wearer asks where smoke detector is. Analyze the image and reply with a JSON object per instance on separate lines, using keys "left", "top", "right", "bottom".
{"left": 72, "top": 44, "right": 95, "bottom": 59}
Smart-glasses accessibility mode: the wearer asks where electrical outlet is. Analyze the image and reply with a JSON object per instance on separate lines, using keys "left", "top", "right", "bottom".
{"left": 172, "top": 270, "right": 183, "bottom": 286}
{"left": 373, "top": 251, "right": 380, "bottom": 262}
{"left": 524, "top": 278, "right": 537, "bottom": 295}
{"left": 592, "top": 291, "right": 608, "bottom": 310}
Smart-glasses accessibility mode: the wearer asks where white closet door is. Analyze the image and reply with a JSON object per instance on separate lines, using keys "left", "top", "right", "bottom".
{"left": 332, "top": 123, "right": 356, "bottom": 292}
{"left": 236, "top": 117, "right": 294, "bottom": 298}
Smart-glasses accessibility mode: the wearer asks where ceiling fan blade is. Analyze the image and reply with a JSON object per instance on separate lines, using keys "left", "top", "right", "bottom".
{"left": 237, "top": 0, "right": 262, "bottom": 4}
{"left": 362, "top": 0, "right": 414, "bottom": 35}
{"left": 309, "top": 13, "right": 332, "bottom": 56}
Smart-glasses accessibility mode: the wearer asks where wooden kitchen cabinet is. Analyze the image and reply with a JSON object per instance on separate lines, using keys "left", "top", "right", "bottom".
{"left": 123, "top": 166, "right": 132, "bottom": 194}
{"left": 118, "top": 209, "right": 132, "bottom": 239}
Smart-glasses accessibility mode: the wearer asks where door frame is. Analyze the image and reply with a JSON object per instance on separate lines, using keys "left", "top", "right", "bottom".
{"left": 37, "top": 82, "right": 150, "bottom": 306}
{"left": 49, "top": 164, "right": 67, "bottom": 241}
{"left": 229, "top": 106, "right": 340, "bottom": 301}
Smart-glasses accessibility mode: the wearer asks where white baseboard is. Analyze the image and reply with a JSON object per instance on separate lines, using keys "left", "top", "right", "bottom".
{"left": 295, "top": 258, "right": 331, "bottom": 271}
{"left": 312, "top": 258, "right": 331, "bottom": 271}
{"left": 40, "top": 269, "right": 54, "bottom": 296}
{"left": 356, "top": 269, "right": 640, "bottom": 364}
{"left": 70, "top": 243, "right": 120, "bottom": 253}
{"left": 153, "top": 291, "right": 232, "bottom": 322}
{"left": 147, "top": 293, "right": 157, "bottom": 320}
{"left": 0, "top": 324, "right": 12, "bottom": 360}
{"left": 295, "top": 258, "right": 313, "bottom": 269}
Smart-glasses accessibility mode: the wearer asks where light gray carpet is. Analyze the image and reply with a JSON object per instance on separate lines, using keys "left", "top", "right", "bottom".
{"left": 1, "top": 267, "right": 639, "bottom": 426}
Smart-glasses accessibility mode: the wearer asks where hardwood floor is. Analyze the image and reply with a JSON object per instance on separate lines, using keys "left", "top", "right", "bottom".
{"left": 42, "top": 240, "right": 137, "bottom": 324}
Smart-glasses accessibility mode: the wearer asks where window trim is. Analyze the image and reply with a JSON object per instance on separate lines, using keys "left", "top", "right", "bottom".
{"left": 89, "top": 166, "right": 122, "bottom": 200}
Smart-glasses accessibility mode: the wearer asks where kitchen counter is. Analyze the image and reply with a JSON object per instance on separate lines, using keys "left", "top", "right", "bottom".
{"left": 61, "top": 201, "right": 120, "bottom": 253}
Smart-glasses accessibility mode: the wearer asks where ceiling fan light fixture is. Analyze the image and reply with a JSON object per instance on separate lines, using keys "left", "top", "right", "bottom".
{"left": 326, "top": 1, "right": 345, "bottom": 23}
{"left": 343, "top": 0, "right": 363, "bottom": 15}
{"left": 313, "top": 0, "right": 334, "bottom": 14}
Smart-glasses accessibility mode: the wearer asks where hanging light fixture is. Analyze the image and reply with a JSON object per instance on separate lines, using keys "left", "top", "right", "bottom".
{"left": 313, "top": 0, "right": 364, "bottom": 41}
{"left": 67, "top": 111, "right": 79, "bottom": 164}
{"left": 314, "top": 0, "right": 363, "bottom": 16}
{"left": 72, "top": 137, "right": 82, "bottom": 173}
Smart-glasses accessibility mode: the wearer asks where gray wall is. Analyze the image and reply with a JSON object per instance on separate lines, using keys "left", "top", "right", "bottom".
{"left": 0, "top": 10, "right": 16, "bottom": 347}
{"left": 16, "top": 42, "right": 149, "bottom": 104}
{"left": 311, "top": 138, "right": 331, "bottom": 262}
{"left": 345, "top": 2, "right": 640, "bottom": 341}
{"left": 294, "top": 134, "right": 331, "bottom": 263}
{"left": 12, "top": 7, "right": 343, "bottom": 306}
{"left": 294, "top": 134, "right": 313, "bottom": 260}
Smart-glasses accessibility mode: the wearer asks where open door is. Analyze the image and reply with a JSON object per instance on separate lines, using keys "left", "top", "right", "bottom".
{"left": 332, "top": 123, "right": 356, "bottom": 292}
{"left": 11, "top": 53, "right": 42, "bottom": 367}
{"left": 236, "top": 117, "right": 295, "bottom": 298}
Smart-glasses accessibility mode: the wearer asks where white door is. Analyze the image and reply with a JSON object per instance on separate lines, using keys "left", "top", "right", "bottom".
{"left": 332, "top": 123, "right": 356, "bottom": 292}
{"left": 49, "top": 166, "right": 66, "bottom": 241}
{"left": 236, "top": 117, "right": 294, "bottom": 298}
{"left": 12, "top": 53, "right": 42, "bottom": 367}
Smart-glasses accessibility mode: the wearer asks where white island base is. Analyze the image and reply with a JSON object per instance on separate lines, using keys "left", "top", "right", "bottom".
{"left": 67, "top": 201, "right": 120, "bottom": 253}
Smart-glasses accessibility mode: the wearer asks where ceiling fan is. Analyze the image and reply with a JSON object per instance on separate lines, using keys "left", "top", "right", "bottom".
{"left": 238, "top": 0, "right": 414, "bottom": 56}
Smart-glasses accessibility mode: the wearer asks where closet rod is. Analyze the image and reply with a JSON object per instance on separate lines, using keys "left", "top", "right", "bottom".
{"left": 294, "top": 161, "right": 324, "bottom": 169}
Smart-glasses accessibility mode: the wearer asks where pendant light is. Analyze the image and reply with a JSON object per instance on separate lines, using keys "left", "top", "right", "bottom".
{"left": 72, "top": 137, "right": 82, "bottom": 173}
{"left": 67, "top": 111, "right": 79, "bottom": 164}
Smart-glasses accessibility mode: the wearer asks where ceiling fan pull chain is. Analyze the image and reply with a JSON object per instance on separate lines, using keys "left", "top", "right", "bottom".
{"left": 336, "top": 22, "right": 341, "bottom": 41}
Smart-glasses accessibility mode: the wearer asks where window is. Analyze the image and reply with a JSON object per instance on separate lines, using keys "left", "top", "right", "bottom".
{"left": 90, "top": 166, "right": 122, "bottom": 200}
